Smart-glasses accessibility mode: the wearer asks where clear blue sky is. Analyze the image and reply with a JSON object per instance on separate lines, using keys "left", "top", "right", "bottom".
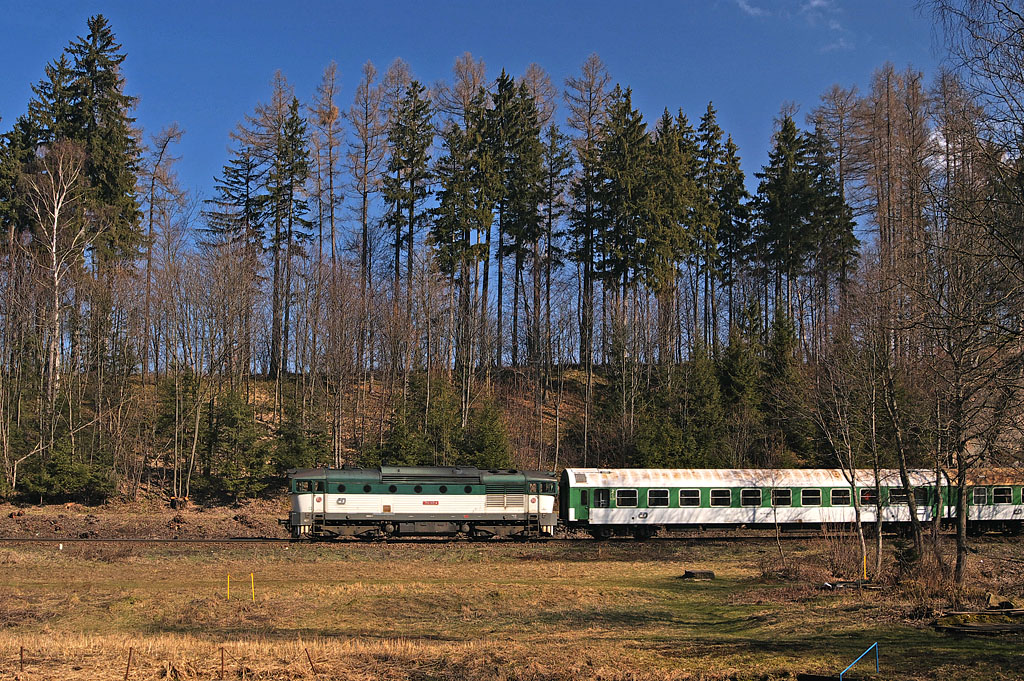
{"left": 1, "top": 1, "right": 942, "bottom": 198}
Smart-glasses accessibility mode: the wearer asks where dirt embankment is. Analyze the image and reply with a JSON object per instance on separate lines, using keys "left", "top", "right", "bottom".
{"left": 0, "top": 498, "right": 290, "bottom": 540}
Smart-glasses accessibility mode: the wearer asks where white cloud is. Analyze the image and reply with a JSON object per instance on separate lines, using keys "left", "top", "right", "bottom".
{"left": 821, "top": 37, "right": 853, "bottom": 52}
{"left": 736, "top": 0, "right": 768, "bottom": 17}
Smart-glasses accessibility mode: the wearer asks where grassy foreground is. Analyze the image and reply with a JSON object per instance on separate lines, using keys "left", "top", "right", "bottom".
{"left": 0, "top": 538, "right": 1021, "bottom": 680}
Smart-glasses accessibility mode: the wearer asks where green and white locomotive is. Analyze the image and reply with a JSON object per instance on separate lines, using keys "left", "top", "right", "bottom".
{"left": 283, "top": 465, "right": 558, "bottom": 538}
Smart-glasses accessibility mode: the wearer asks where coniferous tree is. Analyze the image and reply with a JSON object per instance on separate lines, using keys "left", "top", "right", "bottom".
{"left": 720, "top": 301, "right": 765, "bottom": 465}
{"left": 382, "top": 80, "right": 433, "bottom": 389}
{"left": 539, "top": 123, "right": 573, "bottom": 385}
{"left": 645, "top": 110, "right": 697, "bottom": 364}
{"left": 28, "top": 56, "right": 77, "bottom": 143}
{"left": 762, "top": 308, "right": 813, "bottom": 463}
{"left": 754, "top": 115, "right": 814, "bottom": 319}
{"left": 272, "top": 96, "right": 312, "bottom": 380}
{"left": 805, "top": 128, "right": 858, "bottom": 302}
{"left": 65, "top": 14, "right": 141, "bottom": 261}
{"left": 595, "top": 85, "right": 650, "bottom": 454}
{"left": 502, "top": 83, "right": 545, "bottom": 368}
{"left": 564, "top": 54, "right": 610, "bottom": 465}
{"left": 596, "top": 85, "right": 649, "bottom": 298}
{"left": 716, "top": 136, "right": 751, "bottom": 328}
{"left": 695, "top": 103, "right": 725, "bottom": 350}
{"left": 0, "top": 116, "right": 40, "bottom": 234}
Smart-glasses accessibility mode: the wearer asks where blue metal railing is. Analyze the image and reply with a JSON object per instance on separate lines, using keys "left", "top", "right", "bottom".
{"left": 840, "top": 642, "right": 879, "bottom": 680}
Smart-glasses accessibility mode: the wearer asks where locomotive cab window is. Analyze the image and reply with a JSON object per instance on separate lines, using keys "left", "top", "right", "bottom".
{"left": 740, "top": 489, "right": 762, "bottom": 507}
{"left": 296, "top": 481, "right": 311, "bottom": 493}
{"left": 648, "top": 489, "right": 669, "bottom": 507}
{"left": 314, "top": 481, "right": 324, "bottom": 492}
{"left": 541, "top": 482, "right": 556, "bottom": 494}
{"left": 889, "top": 487, "right": 909, "bottom": 505}
{"left": 772, "top": 489, "right": 792, "bottom": 507}
{"left": 801, "top": 489, "right": 822, "bottom": 506}
{"left": 679, "top": 489, "right": 700, "bottom": 507}
{"left": 710, "top": 489, "right": 731, "bottom": 507}
{"left": 860, "top": 488, "right": 878, "bottom": 506}
{"left": 972, "top": 487, "right": 987, "bottom": 505}
{"left": 993, "top": 487, "right": 1012, "bottom": 505}
{"left": 594, "top": 489, "right": 610, "bottom": 508}
{"left": 831, "top": 489, "right": 851, "bottom": 506}
{"left": 616, "top": 489, "right": 638, "bottom": 508}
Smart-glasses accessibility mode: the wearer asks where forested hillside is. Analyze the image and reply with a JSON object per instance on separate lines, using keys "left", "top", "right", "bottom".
{"left": 0, "top": 2, "right": 1021, "bottom": 541}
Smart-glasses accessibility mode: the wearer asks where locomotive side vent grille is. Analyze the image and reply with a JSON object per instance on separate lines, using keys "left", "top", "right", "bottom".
{"left": 485, "top": 485, "right": 526, "bottom": 508}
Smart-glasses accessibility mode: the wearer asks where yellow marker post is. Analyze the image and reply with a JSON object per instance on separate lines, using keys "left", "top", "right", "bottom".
{"left": 251, "top": 573, "right": 255, "bottom": 603}
{"left": 227, "top": 573, "right": 230, "bottom": 600}
{"left": 863, "top": 554, "right": 868, "bottom": 581}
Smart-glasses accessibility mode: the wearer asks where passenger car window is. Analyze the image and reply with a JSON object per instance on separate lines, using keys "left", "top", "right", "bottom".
{"left": 914, "top": 488, "right": 930, "bottom": 507}
{"left": 710, "top": 489, "right": 731, "bottom": 507}
{"left": 993, "top": 487, "right": 1012, "bottom": 504}
{"left": 860, "top": 488, "right": 878, "bottom": 506}
{"left": 679, "top": 489, "right": 700, "bottom": 506}
{"left": 594, "top": 489, "right": 610, "bottom": 508}
{"left": 801, "top": 489, "right": 822, "bottom": 506}
{"left": 889, "top": 487, "right": 908, "bottom": 505}
{"left": 771, "top": 489, "right": 791, "bottom": 507}
{"left": 648, "top": 489, "right": 669, "bottom": 507}
{"left": 831, "top": 489, "right": 851, "bottom": 506}
{"left": 616, "top": 489, "right": 638, "bottom": 507}
{"left": 740, "top": 489, "right": 761, "bottom": 507}
{"left": 972, "top": 487, "right": 987, "bottom": 505}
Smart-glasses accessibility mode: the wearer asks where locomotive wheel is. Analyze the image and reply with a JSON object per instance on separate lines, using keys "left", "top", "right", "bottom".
{"left": 632, "top": 526, "right": 657, "bottom": 540}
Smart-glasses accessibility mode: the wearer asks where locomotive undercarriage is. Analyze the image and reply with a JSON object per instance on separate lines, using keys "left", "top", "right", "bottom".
{"left": 286, "top": 512, "right": 556, "bottom": 539}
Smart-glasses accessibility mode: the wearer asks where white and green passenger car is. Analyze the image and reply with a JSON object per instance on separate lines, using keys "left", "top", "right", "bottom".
{"left": 283, "top": 466, "right": 558, "bottom": 538}
{"left": 560, "top": 468, "right": 965, "bottom": 538}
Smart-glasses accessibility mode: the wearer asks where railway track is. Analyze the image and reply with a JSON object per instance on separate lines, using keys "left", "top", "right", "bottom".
{"left": 0, "top": 530, "right": 915, "bottom": 544}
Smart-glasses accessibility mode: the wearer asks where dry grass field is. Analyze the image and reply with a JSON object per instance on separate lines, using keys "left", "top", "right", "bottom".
{"left": 1, "top": 535, "right": 1023, "bottom": 680}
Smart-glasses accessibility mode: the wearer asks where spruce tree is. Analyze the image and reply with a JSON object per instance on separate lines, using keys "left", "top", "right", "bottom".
{"left": 203, "top": 144, "right": 267, "bottom": 251}
{"left": 461, "top": 400, "right": 512, "bottom": 469}
{"left": 0, "top": 116, "right": 40, "bottom": 233}
{"left": 716, "top": 136, "right": 751, "bottom": 327}
{"left": 382, "top": 79, "right": 433, "bottom": 373}
{"left": 540, "top": 123, "right": 573, "bottom": 380}
{"left": 271, "top": 96, "right": 312, "bottom": 376}
{"left": 65, "top": 14, "right": 141, "bottom": 261}
{"left": 762, "top": 308, "right": 813, "bottom": 464}
{"left": 804, "top": 128, "right": 858, "bottom": 298}
{"left": 596, "top": 85, "right": 649, "bottom": 297}
{"left": 28, "top": 55, "right": 77, "bottom": 143}
{"left": 645, "top": 109, "right": 697, "bottom": 364}
{"left": 502, "top": 83, "right": 544, "bottom": 367}
{"left": 753, "top": 115, "right": 814, "bottom": 317}
{"left": 696, "top": 103, "right": 726, "bottom": 350}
